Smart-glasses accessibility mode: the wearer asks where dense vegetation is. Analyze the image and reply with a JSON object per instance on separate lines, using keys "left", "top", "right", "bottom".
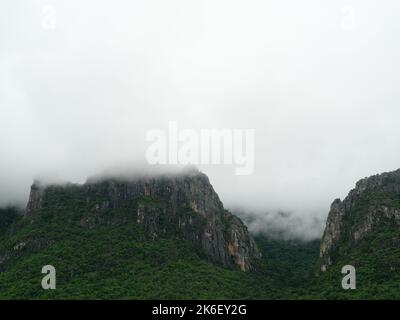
{"left": 0, "top": 183, "right": 399, "bottom": 299}
{"left": 0, "top": 209, "right": 317, "bottom": 299}
{"left": 0, "top": 207, "right": 21, "bottom": 234}
{"left": 311, "top": 187, "right": 400, "bottom": 300}
{"left": 0, "top": 196, "right": 320, "bottom": 299}
{"left": 307, "top": 226, "right": 400, "bottom": 299}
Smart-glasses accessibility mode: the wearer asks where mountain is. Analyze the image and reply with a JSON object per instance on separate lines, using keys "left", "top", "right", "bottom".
{"left": 317, "top": 169, "right": 400, "bottom": 298}
{"left": 1, "top": 168, "right": 400, "bottom": 299}
{"left": 25, "top": 169, "right": 260, "bottom": 271}
{"left": 0, "top": 169, "right": 274, "bottom": 299}
{"left": 320, "top": 169, "right": 400, "bottom": 271}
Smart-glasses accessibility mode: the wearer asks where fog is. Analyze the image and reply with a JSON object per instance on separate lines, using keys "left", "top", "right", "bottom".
{"left": 1, "top": 0, "right": 400, "bottom": 239}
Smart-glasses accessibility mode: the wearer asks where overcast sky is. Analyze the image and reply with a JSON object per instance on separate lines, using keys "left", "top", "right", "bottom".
{"left": 1, "top": 0, "right": 400, "bottom": 238}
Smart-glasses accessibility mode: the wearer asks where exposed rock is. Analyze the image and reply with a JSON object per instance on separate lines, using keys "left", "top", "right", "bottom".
{"left": 25, "top": 168, "right": 261, "bottom": 271}
{"left": 319, "top": 169, "right": 400, "bottom": 272}
{"left": 26, "top": 181, "right": 45, "bottom": 214}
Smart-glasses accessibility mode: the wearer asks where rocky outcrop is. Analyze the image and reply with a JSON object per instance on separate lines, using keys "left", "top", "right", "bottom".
{"left": 25, "top": 168, "right": 261, "bottom": 271}
{"left": 26, "top": 181, "right": 45, "bottom": 214}
{"left": 319, "top": 169, "right": 400, "bottom": 272}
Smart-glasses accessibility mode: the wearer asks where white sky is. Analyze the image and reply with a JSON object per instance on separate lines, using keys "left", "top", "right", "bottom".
{"left": 1, "top": 0, "right": 400, "bottom": 237}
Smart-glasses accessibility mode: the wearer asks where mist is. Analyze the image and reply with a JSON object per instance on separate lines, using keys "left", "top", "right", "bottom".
{"left": 1, "top": 0, "right": 400, "bottom": 239}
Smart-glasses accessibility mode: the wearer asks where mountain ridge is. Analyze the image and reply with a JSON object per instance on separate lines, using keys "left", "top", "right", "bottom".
{"left": 24, "top": 168, "right": 261, "bottom": 271}
{"left": 1, "top": 168, "right": 400, "bottom": 299}
{"left": 320, "top": 168, "right": 400, "bottom": 272}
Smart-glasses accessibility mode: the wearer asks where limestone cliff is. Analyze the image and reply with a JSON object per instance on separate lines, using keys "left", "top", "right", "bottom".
{"left": 26, "top": 169, "right": 261, "bottom": 271}
{"left": 320, "top": 169, "right": 400, "bottom": 272}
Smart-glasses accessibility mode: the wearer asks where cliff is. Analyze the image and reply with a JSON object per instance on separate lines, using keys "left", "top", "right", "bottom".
{"left": 320, "top": 169, "right": 400, "bottom": 272}
{"left": 25, "top": 169, "right": 261, "bottom": 271}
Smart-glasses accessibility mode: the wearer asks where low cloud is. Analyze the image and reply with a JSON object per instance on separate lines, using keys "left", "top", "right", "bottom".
{"left": 233, "top": 209, "right": 326, "bottom": 241}
{"left": 1, "top": 1, "right": 400, "bottom": 238}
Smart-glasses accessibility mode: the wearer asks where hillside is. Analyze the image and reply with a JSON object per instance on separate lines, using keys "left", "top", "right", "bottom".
{"left": 0, "top": 205, "right": 318, "bottom": 299}
{"left": 0, "top": 168, "right": 400, "bottom": 299}
{"left": 24, "top": 169, "right": 261, "bottom": 271}
{"left": 0, "top": 170, "right": 266, "bottom": 299}
{"left": 315, "top": 169, "right": 400, "bottom": 299}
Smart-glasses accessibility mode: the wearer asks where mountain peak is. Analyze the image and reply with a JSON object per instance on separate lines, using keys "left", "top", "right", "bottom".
{"left": 319, "top": 168, "right": 400, "bottom": 272}
{"left": 25, "top": 169, "right": 261, "bottom": 271}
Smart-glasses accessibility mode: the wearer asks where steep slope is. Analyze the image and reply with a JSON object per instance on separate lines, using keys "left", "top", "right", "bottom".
{"left": 0, "top": 169, "right": 269, "bottom": 299}
{"left": 3, "top": 167, "right": 400, "bottom": 299}
{"left": 0, "top": 217, "right": 272, "bottom": 299}
{"left": 0, "top": 214, "right": 317, "bottom": 299}
{"left": 320, "top": 169, "right": 400, "bottom": 271}
{"left": 24, "top": 169, "right": 260, "bottom": 271}
{"left": 317, "top": 169, "right": 400, "bottom": 298}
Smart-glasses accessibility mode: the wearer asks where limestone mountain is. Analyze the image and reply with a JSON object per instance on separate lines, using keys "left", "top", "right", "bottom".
{"left": 1, "top": 168, "right": 400, "bottom": 299}
{"left": 22, "top": 169, "right": 261, "bottom": 272}
{"left": 319, "top": 170, "right": 400, "bottom": 296}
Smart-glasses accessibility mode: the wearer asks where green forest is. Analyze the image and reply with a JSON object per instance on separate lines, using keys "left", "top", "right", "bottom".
{"left": 0, "top": 203, "right": 398, "bottom": 300}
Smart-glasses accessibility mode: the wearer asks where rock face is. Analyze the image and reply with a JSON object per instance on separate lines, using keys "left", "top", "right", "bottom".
{"left": 26, "top": 169, "right": 261, "bottom": 271}
{"left": 26, "top": 180, "right": 45, "bottom": 214}
{"left": 320, "top": 169, "right": 400, "bottom": 272}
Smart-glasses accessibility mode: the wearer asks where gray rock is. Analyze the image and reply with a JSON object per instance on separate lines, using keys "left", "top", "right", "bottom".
{"left": 319, "top": 168, "right": 400, "bottom": 272}
{"left": 26, "top": 169, "right": 261, "bottom": 271}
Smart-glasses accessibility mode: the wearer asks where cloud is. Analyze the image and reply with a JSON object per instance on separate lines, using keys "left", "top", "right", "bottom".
{"left": 1, "top": 0, "right": 400, "bottom": 236}
{"left": 233, "top": 208, "right": 325, "bottom": 241}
